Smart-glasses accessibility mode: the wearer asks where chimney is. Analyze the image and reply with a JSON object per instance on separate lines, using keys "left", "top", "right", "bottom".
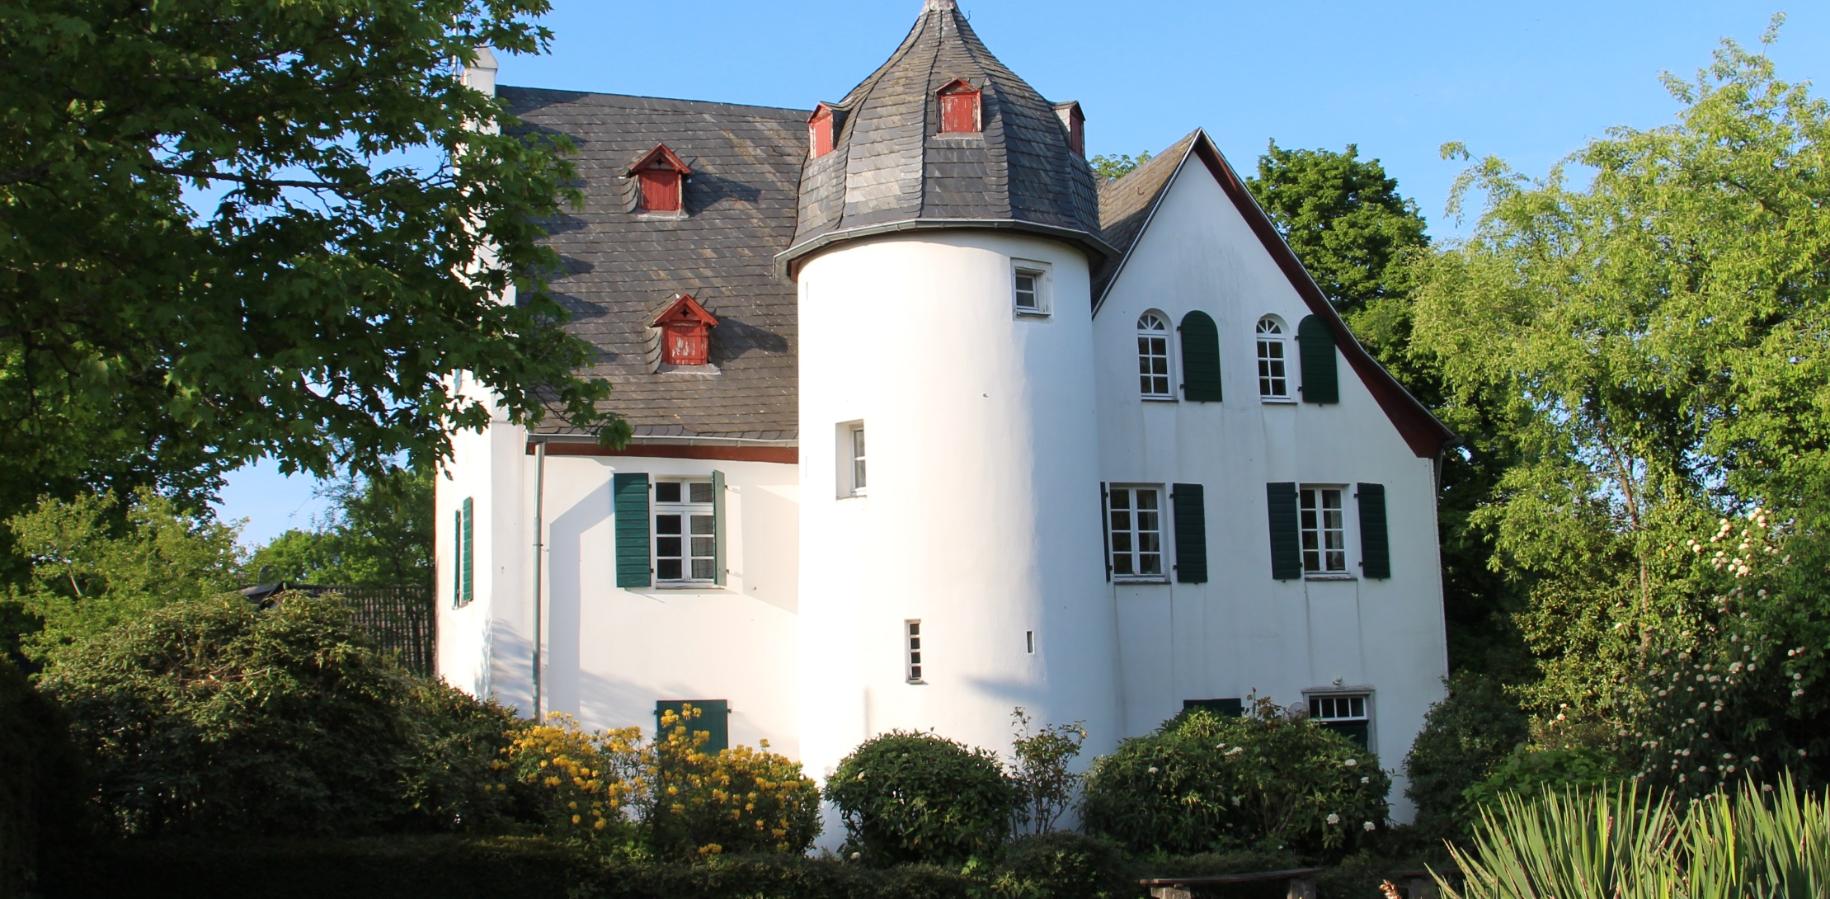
{"left": 461, "top": 46, "right": 499, "bottom": 98}
{"left": 1054, "top": 102, "right": 1085, "bottom": 158}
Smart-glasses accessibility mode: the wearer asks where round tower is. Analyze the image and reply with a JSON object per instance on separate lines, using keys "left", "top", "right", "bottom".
{"left": 790, "top": 0, "right": 1123, "bottom": 794}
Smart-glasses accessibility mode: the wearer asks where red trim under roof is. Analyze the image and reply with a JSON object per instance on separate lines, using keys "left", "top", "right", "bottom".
{"left": 1107, "top": 132, "right": 1455, "bottom": 459}
{"left": 528, "top": 442, "right": 797, "bottom": 464}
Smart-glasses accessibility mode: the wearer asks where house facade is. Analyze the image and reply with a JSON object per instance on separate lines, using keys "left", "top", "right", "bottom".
{"left": 438, "top": 0, "right": 1453, "bottom": 825}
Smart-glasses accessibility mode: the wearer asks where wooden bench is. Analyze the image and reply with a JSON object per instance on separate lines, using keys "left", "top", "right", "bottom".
{"left": 1138, "top": 867, "right": 1324, "bottom": 899}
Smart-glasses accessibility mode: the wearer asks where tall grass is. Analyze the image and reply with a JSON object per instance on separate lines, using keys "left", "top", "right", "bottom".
{"left": 1436, "top": 775, "right": 1829, "bottom": 899}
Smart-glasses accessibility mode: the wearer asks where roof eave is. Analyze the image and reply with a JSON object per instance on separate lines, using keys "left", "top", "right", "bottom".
{"left": 777, "top": 219, "right": 1119, "bottom": 279}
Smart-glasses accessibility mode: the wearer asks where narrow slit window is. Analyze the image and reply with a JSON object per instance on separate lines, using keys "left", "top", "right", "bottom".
{"left": 839, "top": 421, "right": 867, "bottom": 498}
{"left": 1025, "top": 630, "right": 1035, "bottom": 655}
{"left": 906, "top": 620, "right": 923, "bottom": 683}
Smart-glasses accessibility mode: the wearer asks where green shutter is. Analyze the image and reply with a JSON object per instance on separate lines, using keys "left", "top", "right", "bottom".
{"left": 1183, "top": 698, "right": 1244, "bottom": 717}
{"left": 452, "top": 508, "right": 462, "bottom": 607}
{"left": 1357, "top": 483, "right": 1391, "bottom": 579}
{"left": 1266, "top": 482, "right": 1302, "bottom": 580}
{"left": 655, "top": 699, "right": 729, "bottom": 753}
{"left": 460, "top": 497, "right": 474, "bottom": 604}
{"left": 1296, "top": 314, "right": 1339, "bottom": 404}
{"left": 1099, "top": 483, "right": 1111, "bottom": 582}
{"left": 712, "top": 470, "right": 727, "bottom": 587}
{"left": 1179, "top": 311, "right": 1222, "bottom": 402}
{"left": 1171, "top": 483, "right": 1208, "bottom": 584}
{"left": 613, "top": 473, "right": 651, "bottom": 588}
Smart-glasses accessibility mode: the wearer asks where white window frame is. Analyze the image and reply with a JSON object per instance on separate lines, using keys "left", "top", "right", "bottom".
{"left": 905, "top": 619, "right": 924, "bottom": 683}
{"left": 1137, "top": 312, "right": 1173, "bottom": 400}
{"left": 837, "top": 421, "right": 867, "bottom": 498}
{"left": 1257, "top": 315, "right": 1293, "bottom": 402}
{"left": 1298, "top": 484, "right": 1350, "bottom": 576}
{"left": 1013, "top": 260, "right": 1050, "bottom": 317}
{"left": 653, "top": 478, "right": 717, "bottom": 586}
{"left": 1107, "top": 484, "right": 1167, "bottom": 582}
{"left": 1307, "top": 690, "right": 1373, "bottom": 747}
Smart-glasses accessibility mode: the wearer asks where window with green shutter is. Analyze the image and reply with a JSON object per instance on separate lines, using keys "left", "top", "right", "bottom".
{"left": 655, "top": 699, "right": 729, "bottom": 753}
{"left": 1296, "top": 315, "right": 1339, "bottom": 404}
{"left": 1171, "top": 483, "right": 1208, "bottom": 584}
{"left": 460, "top": 497, "right": 474, "bottom": 605}
{"left": 1179, "top": 311, "right": 1221, "bottom": 402}
{"left": 1357, "top": 483, "right": 1391, "bottom": 579}
{"left": 613, "top": 473, "right": 651, "bottom": 588}
{"left": 1266, "top": 482, "right": 1302, "bottom": 581}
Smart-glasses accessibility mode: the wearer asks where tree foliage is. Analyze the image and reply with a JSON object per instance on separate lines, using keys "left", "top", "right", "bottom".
{"left": 0, "top": 0, "right": 621, "bottom": 550}
{"left": 2, "top": 490, "right": 242, "bottom": 662}
{"left": 245, "top": 465, "right": 434, "bottom": 587}
{"left": 1409, "top": 25, "right": 1830, "bottom": 714}
{"left": 1090, "top": 151, "right": 1151, "bottom": 181}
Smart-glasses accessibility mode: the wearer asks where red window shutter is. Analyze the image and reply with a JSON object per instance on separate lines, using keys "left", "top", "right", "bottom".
{"left": 939, "top": 86, "right": 979, "bottom": 134}
{"left": 640, "top": 170, "right": 681, "bottom": 212}
{"left": 809, "top": 110, "right": 834, "bottom": 158}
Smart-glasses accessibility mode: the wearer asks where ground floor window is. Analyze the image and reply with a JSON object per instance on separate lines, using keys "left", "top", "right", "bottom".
{"left": 1309, "top": 692, "right": 1371, "bottom": 749}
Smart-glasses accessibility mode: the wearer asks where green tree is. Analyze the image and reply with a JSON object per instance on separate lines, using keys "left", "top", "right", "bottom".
{"left": 2, "top": 490, "right": 242, "bottom": 663}
{"left": 0, "top": 0, "right": 624, "bottom": 569}
{"left": 1409, "top": 23, "right": 1830, "bottom": 715}
{"left": 1090, "top": 151, "right": 1151, "bottom": 181}
{"left": 245, "top": 465, "right": 434, "bottom": 587}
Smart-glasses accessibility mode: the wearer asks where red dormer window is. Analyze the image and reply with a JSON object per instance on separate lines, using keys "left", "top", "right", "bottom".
{"left": 809, "top": 103, "right": 837, "bottom": 159}
{"left": 1056, "top": 101, "right": 1085, "bottom": 157}
{"left": 626, "top": 144, "right": 692, "bottom": 214}
{"left": 652, "top": 293, "right": 718, "bottom": 367}
{"left": 937, "top": 79, "right": 981, "bottom": 134}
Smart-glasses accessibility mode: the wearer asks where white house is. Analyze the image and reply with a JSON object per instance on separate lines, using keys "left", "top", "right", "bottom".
{"left": 438, "top": 0, "right": 1454, "bottom": 825}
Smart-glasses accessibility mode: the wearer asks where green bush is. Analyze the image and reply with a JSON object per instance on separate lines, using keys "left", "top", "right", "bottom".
{"left": 823, "top": 730, "right": 1018, "bottom": 865}
{"left": 39, "top": 593, "right": 516, "bottom": 837}
{"left": 1403, "top": 673, "right": 1530, "bottom": 841}
{"left": 1440, "top": 776, "right": 1830, "bottom": 898}
{"left": 986, "top": 832, "right": 1133, "bottom": 899}
{"left": 1, "top": 655, "right": 86, "bottom": 898}
{"left": 1460, "top": 741, "right": 1622, "bottom": 814}
{"left": 602, "top": 855, "right": 976, "bottom": 899}
{"left": 1082, "top": 701, "right": 1389, "bottom": 858}
{"left": 396, "top": 677, "right": 527, "bottom": 832}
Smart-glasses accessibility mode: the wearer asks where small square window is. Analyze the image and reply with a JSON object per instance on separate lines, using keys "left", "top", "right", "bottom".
{"left": 1013, "top": 262, "right": 1050, "bottom": 317}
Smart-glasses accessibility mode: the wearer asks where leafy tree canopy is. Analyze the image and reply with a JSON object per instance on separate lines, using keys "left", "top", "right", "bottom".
{"left": 245, "top": 465, "right": 433, "bottom": 588}
{"left": 1090, "top": 151, "right": 1151, "bottom": 181}
{"left": 2, "top": 490, "right": 242, "bottom": 663}
{"left": 0, "top": 0, "right": 621, "bottom": 548}
{"left": 1409, "top": 21, "right": 1830, "bottom": 713}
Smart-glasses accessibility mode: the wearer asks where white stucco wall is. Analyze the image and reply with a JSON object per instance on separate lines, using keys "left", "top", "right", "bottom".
{"left": 796, "top": 232, "right": 1125, "bottom": 791}
{"left": 1093, "top": 151, "right": 1449, "bottom": 821}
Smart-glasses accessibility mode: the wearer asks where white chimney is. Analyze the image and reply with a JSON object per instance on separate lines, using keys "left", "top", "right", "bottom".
{"left": 460, "top": 46, "right": 499, "bottom": 98}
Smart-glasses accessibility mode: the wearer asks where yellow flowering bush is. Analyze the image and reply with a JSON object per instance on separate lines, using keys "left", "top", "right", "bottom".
{"left": 648, "top": 704, "right": 822, "bottom": 858}
{"left": 503, "top": 713, "right": 647, "bottom": 857}
{"left": 503, "top": 704, "right": 820, "bottom": 860}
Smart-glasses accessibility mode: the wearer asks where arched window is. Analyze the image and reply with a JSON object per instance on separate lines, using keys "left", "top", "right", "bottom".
{"left": 1137, "top": 312, "right": 1172, "bottom": 399}
{"left": 1256, "top": 316, "right": 1290, "bottom": 399}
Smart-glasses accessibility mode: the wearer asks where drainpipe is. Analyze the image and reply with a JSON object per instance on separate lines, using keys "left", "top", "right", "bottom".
{"left": 531, "top": 438, "right": 547, "bottom": 718}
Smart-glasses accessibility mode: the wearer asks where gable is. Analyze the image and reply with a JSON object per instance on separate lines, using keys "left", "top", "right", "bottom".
{"left": 1095, "top": 132, "right": 1453, "bottom": 458}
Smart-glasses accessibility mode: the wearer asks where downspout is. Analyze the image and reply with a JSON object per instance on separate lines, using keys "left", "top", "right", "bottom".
{"left": 531, "top": 438, "right": 547, "bottom": 718}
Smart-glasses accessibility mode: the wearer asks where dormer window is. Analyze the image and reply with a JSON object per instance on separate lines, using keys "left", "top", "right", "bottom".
{"left": 937, "top": 79, "right": 981, "bottom": 134}
{"left": 809, "top": 103, "right": 837, "bottom": 159}
{"left": 1054, "top": 101, "right": 1085, "bottom": 157}
{"left": 626, "top": 144, "right": 691, "bottom": 215}
{"left": 652, "top": 293, "right": 718, "bottom": 367}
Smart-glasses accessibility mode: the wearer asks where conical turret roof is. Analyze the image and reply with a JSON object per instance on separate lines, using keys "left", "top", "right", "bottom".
{"left": 782, "top": 1, "right": 1112, "bottom": 270}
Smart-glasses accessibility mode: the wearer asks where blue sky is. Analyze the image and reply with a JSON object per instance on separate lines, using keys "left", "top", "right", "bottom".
{"left": 213, "top": 0, "right": 1826, "bottom": 547}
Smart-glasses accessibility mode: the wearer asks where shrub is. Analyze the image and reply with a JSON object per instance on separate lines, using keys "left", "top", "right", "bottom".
{"left": 986, "top": 832, "right": 1132, "bottom": 899}
{"left": 1007, "top": 707, "right": 1088, "bottom": 835}
{"left": 39, "top": 593, "right": 516, "bottom": 837}
{"left": 601, "top": 855, "right": 976, "bottom": 899}
{"left": 1403, "top": 673, "right": 1530, "bottom": 840}
{"left": 1460, "top": 741, "right": 1622, "bottom": 814}
{"left": 503, "top": 704, "right": 821, "bottom": 860}
{"left": 1081, "top": 699, "right": 1389, "bottom": 858}
{"left": 824, "top": 730, "right": 1018, "bottom": 865}
{"left": 396, "top": 678, "right": 526, "bottom": 832}
{"left": 1439, "top": 776, "right": 1830, "bottom": 898}
{"left": 1, "top": 655, "right": 85, "bottom": 898}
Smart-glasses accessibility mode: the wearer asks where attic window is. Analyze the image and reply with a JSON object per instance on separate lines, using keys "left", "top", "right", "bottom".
{"left": 937, "top": 79, "right": 981, "bottom": 134}
{"left": 809, "top": 104, "right": 837, "bottom": 159}
{"left": 1055, "top": 102, "right": 1085, "bottom": 157}
{"left": 626, "top": 144, "right": 691, "bottom": 215}
{"left": 652, "top": 293, "right": 718, "bottom": 367}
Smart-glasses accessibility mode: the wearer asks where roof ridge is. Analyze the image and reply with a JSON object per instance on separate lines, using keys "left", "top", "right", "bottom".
{"left": 497, "top": 85, "right": 807, "bottom": 117}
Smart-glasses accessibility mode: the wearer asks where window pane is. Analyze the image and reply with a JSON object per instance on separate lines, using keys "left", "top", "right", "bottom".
{"left": 1139, "top": 551, "right": 1162, "bottom": 575}
{"left": 690, "top": 558, "right": 715, "bottom": 580}
{"left": 854, "top": 459, "right": 867, "bottom": 490}
{"left": 658, "top": 536, "right": 682, "bottom": 558}
{"left": 657, "top": 559, "right": 682, "bottom": 581}
{"left": 1113, "top": 554, "right": 1134, "bottom": 576}
{"left": 1110, "top": 530, "right": 1132, "bottom": 553}
{"left": 656, "top": 482, "right": 682, "bottom": 503}
{"left": 688, "top": 481, "right": 714, "bottom": 504}
{"left": 656, "top": 514, "right": 682, "bottom": 536}
{"left": 690, "top": 515, "right": 715, "bottom": 536}
{"left": 1110, "top": 490, "right": 1131, "bottom": 510}
{"left": 1137, "top": 490, "right": 1158, "bottom": 511}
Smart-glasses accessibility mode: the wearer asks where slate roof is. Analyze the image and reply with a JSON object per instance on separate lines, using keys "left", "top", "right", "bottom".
{"left": 499, "top": 88, "right": 806, "bottom": 440}
{"left": 1092, "top": 130, "right": 1200, "bottom": 300}
{"left": 783, "top": 0, "right": 1111, "bottom": 269}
